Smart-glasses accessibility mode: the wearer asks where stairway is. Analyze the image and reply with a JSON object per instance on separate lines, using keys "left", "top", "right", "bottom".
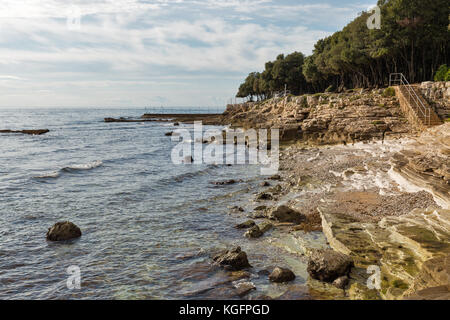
{"left": 390, "top": 73, "right": 442, "bottom": 131}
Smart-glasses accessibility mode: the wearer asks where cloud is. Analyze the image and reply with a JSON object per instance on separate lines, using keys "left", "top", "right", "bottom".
{"left": 0, "top": 0, "right": 369, "bottom": 107}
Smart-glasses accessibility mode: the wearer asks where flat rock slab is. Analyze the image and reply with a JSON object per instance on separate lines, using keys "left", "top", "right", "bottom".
{"left": 0, "top": 129, "right": 49, "bottom": 135}
{"left": 318, "top": 203, "right": 450, "bottom": 299}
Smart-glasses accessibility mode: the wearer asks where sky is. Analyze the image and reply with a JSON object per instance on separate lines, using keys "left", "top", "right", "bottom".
{"left": 0, "top": 0, "right": 375, "bottom": 108}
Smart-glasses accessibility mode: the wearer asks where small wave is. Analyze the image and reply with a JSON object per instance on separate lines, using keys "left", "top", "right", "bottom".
{"left": 33, "top": 160, "right": 103, "bottom": 180}
{"left": 34, "top": 171, "right": 61, "bottom": 179}
{"left": 62, "top": 160, "right": 103, "bottom": 172}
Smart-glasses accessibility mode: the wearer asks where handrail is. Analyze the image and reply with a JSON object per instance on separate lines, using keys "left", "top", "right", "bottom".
{"left": 389, "top": 73, "right": 430, "bottom": 126}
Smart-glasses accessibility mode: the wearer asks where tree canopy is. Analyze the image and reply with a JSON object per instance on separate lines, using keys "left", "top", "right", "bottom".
{"left": 236, "top": 0, "right": 450, "bottom": 100}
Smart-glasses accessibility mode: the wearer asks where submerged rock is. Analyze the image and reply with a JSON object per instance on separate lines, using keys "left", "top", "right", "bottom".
{"left": 213, "top": 247, "right": 251, "bottom": 271}
{"left": 244, "top": 226, "right": 263, "bottom": 238}
{"left": 307, "top": 249, "right": 353, "bottom": 282}
{"left": 0, "top": 129, "right": 49, "bottom": 135}
{"left": 244, "top": 222, "right": 273, "bottom": 239}
{"left": 234, "top": 281, "right": 256, "bottom": 297}
{"left": 211, "top": 179, "right": 238, "bottom": 185}
{"left": 268, "top": 205, "right": 306, "bottom": 224}
{"left": 235, "top": 220, "right": 256, "bottom": 229}
{"left": 269, "top": 267, "right": 296, "bottom": 283}
{"left": 332, "top": 276, "right": 349, "bottom": 289}
{"left": 46, "top": 221, "right": 82, "bottom": 241}
{"left": 256, "top": 193, "right": 273, "bottom": 201}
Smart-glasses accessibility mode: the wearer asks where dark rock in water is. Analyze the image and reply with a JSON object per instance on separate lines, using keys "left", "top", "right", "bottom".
{"left": 230, "top": 206, "right": 244, "bottom": 213}
{"left": 0, "top": 129, "right": 49, "bottom": 135}
{"left": 173, "top": 122, "right": 180, "bottom": 126}
{"left": 235, "top": 220, "right": 256, "bottom": 229}
{"left": 307, "top": 249, "right": 353, "bottom": 282}
{"left": 254, "top": 205, "right": 267, "bottom": 211}
{"left": 268, "top": 205, "right": 306, "bottom": 224}
{"left": 269, "top": 267, "right": 296, "bottom": 283}
{"left": 213, "top": 247, "right": 251, "bottom": 271}
{"left": 333, "top": 276, "right": 349, "bottom": 289}
{"left": 258, "top": 269, "right": 271, "bottom": 276}
{"left": 244, "top": 226, "right": 263, "bottom": 238}
{"left": 211, "top": 179, "right": 239, "bottom": 185}
{"left": 165, "top": 131, "right": 174, "bottom": 136}
{"left": 260, "top": 181, "right": 270, "bottom": 187}
{"left": 269, "top": 175, "right": 281, "bottom": 180}
{"left": 46, "top": 221, "right": 82, "bottom": 241}
{"left": 256, "top": 193, "right": 273, "bottom": 201}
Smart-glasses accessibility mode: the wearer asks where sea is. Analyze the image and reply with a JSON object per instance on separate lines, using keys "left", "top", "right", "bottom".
{"left": 0, "top": 108, "right": 324, "bottom": 299}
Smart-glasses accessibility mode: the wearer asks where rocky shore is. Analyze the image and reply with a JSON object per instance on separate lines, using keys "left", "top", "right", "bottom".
{"left": 206, "top": 85, "right": 449, "bottom": 300}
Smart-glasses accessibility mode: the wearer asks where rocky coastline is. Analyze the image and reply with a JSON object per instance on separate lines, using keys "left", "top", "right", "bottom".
{"left": 105, "top": 82, "right": 449, "bottom": 299}
{"left": 205, "top": 84, "right": 449, "bottom": 300}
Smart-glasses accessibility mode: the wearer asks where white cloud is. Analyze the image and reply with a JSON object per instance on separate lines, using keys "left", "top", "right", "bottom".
{"left": 0, "top": 0, "right": 368, "bottom": 107}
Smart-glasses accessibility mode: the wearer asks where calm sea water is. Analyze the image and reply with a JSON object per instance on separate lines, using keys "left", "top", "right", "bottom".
{"left": 0, "top": 108, "right": 322, "bottom": 300}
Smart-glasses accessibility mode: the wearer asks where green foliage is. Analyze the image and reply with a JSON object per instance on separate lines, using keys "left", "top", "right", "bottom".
{"left": 325, "top": 85, "right": 336, "bottom": 93}
{"left": 236, "top": 0, "right": 450, "bottom": 100}
{"left": 434, "top": 65, "right": 448, "bottom": 81}
{"left": 383, "top": 87, "right": 396, "bottom": 97}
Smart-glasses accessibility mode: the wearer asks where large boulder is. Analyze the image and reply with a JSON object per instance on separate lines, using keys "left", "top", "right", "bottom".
{"left": 46, "top": 221, "right": 82, "bottom": 241}
{"left": 269, "top": 267, "right": 296, "bottom": 283}
{"left": 268, "top": 205, "right": 306, "bottom": 223}
{"left": 213, "top": 247, "right": 251, "bottom": 271}
{"left": 307, "top": 249, "right": 353, "bottom": 282}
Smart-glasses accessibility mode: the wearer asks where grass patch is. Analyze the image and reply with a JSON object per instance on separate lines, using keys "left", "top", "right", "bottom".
{"left": 383, "top": 87, "right": 396, "bottom": 97}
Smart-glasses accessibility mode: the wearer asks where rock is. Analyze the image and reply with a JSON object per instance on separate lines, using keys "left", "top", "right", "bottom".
{"left": 258, "top": 269, "right": 271, "bottom": 276}
{"left": 268, "top": 205, "right": 306, "bottom": 223}
{"left": 165, "top": 131, "right": 174, "bottom": 136}
{"left": 0, "top": 129, "right": 49, "bottom": 135}
{"left": 269, "top": 267, "right": 296, "bottom": 283}
{"left": 244, "top": 226, "right": 263, "bottom": 238}
{"left": 333, "top": 276, "right": 349, "bottom": 289}
{"left": 269, "top": 175, "right": 281, "bottom": 180}
{"left": 256, "top": 193, "right": 273, "bottom": 201}
{"left": 230, "top": 206, "right": 245, "bottom": 213}
{"left": 307, "top": 249, "right": 353, "bottom": 282}
{"left": 173, "top": 122, "right": 180, "bottom": 126}
{"left": 258, "top": 222, "right": 273, "bottom": 233}
{"left": 235, "top": 220, "right": 256, "bottom": 229}
{"left": 46, "top": 221, "right": 82, "bottom": 241}
{"left": 260, "top": 181, "right": 270, "bottom": 187}
{"left": 234, "top": 281, "right": 256, "bottom": 297}
{"left": 254, "top": 205, "right": 267, "bottom": 211}
{"left": 211, "top": 179, "right": 237, "bottom": 185}
{"left": 213, "top": 247, "right": 251, "bottom": 271}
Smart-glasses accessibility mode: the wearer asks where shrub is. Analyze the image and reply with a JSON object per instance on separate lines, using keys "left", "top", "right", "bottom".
{"left": 383, "top": 87, "right": 396, "bottom": 97}
{"left": 325, "top": 85, "right": 336, "bottom": 93}
{"left": 434, "top": 64, "right": 448, "bottom": 81}
{"left": 446, "top": 70, "right": 450, "bottom": 81}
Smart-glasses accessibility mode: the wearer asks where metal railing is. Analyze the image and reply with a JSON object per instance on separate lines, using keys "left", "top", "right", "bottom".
{"left": 389, "top": 73, "right": 431, "bottom": 126}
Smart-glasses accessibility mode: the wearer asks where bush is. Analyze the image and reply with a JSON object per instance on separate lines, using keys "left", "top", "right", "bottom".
{"left": 383, "top": 87, "right": 396, "bottom": 97}
{"left": 325, "top": 85, "right": 336, "bottom": 93}
{"left": 434, "top": 64, "right": 449, "bottom": 81}
{"left": 446, "top": 70, "right": 450, "bottom": 81}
